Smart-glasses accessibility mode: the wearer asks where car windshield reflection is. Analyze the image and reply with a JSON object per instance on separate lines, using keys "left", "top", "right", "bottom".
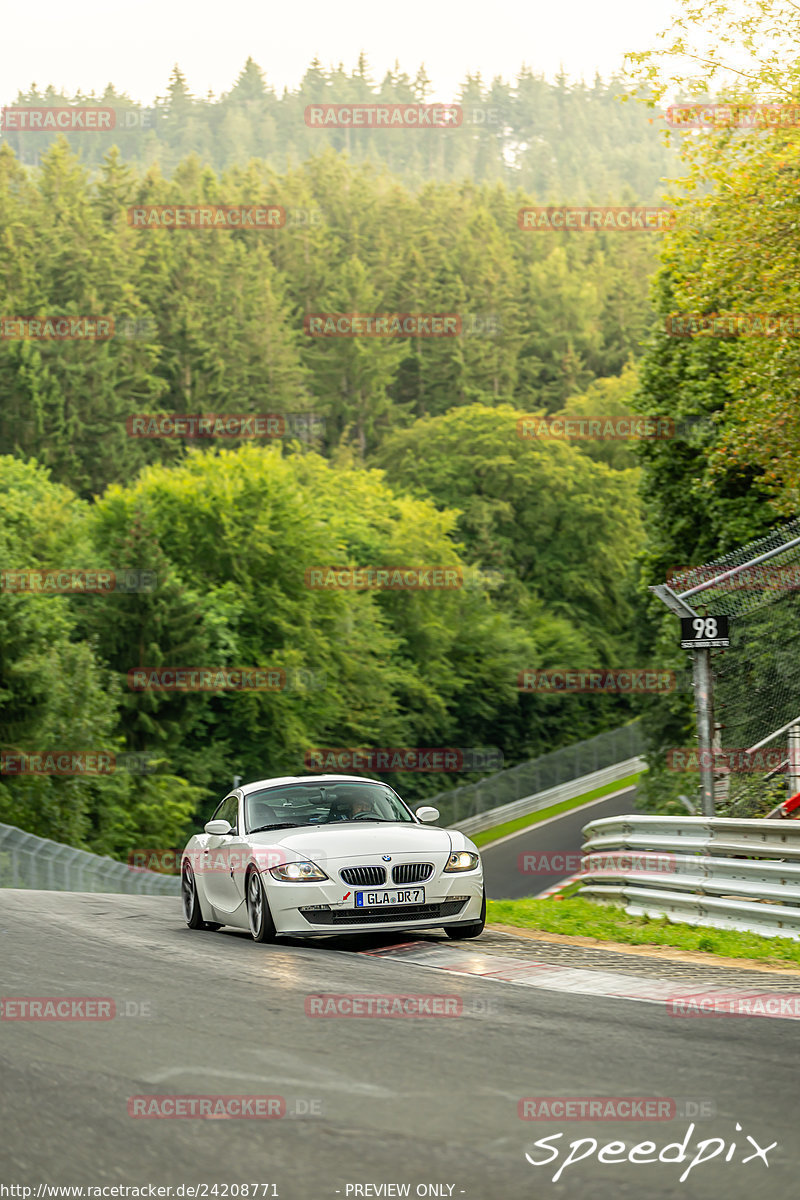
{"left": 244, "top": 781, "right": 415, "bottom": 833}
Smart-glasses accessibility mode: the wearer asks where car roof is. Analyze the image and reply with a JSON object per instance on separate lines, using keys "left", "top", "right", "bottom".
{"left": 239, "top": 774, "right": 388, "bottom": 796}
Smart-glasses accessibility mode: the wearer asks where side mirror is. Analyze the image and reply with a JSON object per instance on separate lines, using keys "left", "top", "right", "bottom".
{"left": 204, "top": 819, "right": 232, "bottom": 835}
{"left": 415, "top": 806, "right": 440, "bottom": 824}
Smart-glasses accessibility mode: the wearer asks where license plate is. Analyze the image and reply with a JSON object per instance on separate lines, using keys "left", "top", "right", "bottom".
{"left": 355, "top": 888, "right": 425, "bottom": 908}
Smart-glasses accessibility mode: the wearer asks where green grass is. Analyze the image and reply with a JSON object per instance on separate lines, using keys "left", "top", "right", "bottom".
{"left": 471, "top": 772, "right": 642, "bottom": 848}
{"left": 487, "top": 896, "right": 800, "bottom": 966}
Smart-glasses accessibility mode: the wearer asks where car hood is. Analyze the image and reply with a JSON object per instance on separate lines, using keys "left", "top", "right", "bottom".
{"left": 248, "top": 822, "right": 454, "bottom": 859}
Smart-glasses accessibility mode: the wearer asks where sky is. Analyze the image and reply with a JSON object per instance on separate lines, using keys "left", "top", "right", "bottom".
{"left": 1, "top": 0, "right": 680, "bottom": 103}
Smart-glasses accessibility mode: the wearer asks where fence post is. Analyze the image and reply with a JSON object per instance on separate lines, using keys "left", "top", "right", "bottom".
{"left": 694, "top": 647, "right": 716, "bottom": 817}
{"left": 789, "top": 725, "right": 800, "bottom": 797}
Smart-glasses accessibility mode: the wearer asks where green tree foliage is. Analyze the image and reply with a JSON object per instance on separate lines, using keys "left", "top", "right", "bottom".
{"left": 0, "top": 456, "right": 202, "bottom": 854}
{"left": 0, "top": 139, "right": 661, "bottom": 490}
{"left": 85, "top": 445, "right": 625, "bottom": 805}
{"left": 0, "top": 58, "right": 685, "bottom": 846}
{"left": 3, "top": 61, "right": 677, "bottom": 196}
{"left": 624, "top": 0, "right": 800, "bottom": 808}
{"left": 372, "top": 403, "right": 644, "bottom": 669}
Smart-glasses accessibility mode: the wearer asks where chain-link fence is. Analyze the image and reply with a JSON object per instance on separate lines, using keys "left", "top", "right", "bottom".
{"left": 421, "top": 720, "right": 644, "bottom": 826}
{"left": 0, "top": 822, "right": 180, "bottom": 894}
{"left": 663, "top": 518, "right": 800, "bottom": 817}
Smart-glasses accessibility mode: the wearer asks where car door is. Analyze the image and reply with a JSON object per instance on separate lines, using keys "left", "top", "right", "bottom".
{"left": 203, "top": 794, "right": 247, "bottom": 915}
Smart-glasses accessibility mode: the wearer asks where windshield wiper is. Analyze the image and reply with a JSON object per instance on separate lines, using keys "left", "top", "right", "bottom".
{"left": 248, "top": 822, "right": 303, "bottom": 833}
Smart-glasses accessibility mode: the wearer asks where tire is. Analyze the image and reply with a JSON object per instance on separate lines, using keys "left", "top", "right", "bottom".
{"left": 181, "top": 862, "right": 221, "bottom": 931}
{"left": 444, "top": 889, "right": 486, "bottom": 940}
{"left": 246, "top": 868, "right": 277, "bottom": 943}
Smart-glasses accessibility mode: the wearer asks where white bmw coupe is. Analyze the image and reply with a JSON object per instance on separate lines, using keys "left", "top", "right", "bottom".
{"left": 181, "top": 774, "right": 486, "bottom": 942}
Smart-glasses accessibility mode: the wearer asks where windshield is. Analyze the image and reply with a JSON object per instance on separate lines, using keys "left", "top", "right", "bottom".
{"left": 244, "top": 781, "right": 415, "bottom": 832}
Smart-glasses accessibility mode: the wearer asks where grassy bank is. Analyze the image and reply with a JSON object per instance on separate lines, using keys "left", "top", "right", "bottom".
{"left": 471, "top": 772, "right": 642, "bottom": 849}
{"left": 486, "top": 896, "right": 800, "bottom": 966}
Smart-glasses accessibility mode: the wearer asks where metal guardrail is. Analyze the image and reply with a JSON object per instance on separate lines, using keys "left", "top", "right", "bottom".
{"left": 427, "top": 720, "right": 645, "bottom": 827}
{"left": 449, "top": 757, "right": 645, "bottom": 837}
{"left": 0, "top": 822, "right": 180, "bottom": 895}
{"left": 580, "top": 814, "right": 800, "bottom": 941}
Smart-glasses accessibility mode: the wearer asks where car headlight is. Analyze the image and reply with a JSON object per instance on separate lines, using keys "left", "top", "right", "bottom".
{"left": 444, "top": 851, "right": 479, "bottom": 873}
{"left": 269, "top": 861, "right": 329, "bottom": 882}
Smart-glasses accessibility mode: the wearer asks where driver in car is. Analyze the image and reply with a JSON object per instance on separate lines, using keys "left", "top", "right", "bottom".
{"left": 329, "top": 787, "right": 380, "bottom": 820}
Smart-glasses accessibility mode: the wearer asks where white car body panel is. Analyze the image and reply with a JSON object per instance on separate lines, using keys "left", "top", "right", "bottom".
{"left": 182, "top": 774, "right": 484, "bottom": 937}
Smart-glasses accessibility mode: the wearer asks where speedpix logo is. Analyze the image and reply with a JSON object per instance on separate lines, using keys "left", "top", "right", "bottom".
{"left": 524, "top": 1122, "right": 776, "bottom": 1184}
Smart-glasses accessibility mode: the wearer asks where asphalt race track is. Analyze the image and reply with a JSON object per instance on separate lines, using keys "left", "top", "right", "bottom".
{"left": 481, "top": 786, "right": 639, "bottom": 899}
{"left": 1, "top": 888, "right": 797, "bottom": 1199}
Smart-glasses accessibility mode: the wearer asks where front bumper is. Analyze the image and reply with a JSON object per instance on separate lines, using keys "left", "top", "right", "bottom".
{"left": 265, "top": 869, "right": 484, "bottom": 937}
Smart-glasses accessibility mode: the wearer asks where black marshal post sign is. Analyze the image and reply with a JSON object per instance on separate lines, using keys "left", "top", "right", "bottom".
{"left": 680, "top": 615, "right": 730, "bottom": 650}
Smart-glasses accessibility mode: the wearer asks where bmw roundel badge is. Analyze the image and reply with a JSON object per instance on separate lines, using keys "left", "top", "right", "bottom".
{"left": 382, "top": 855, "right": 392, "bottom": 862}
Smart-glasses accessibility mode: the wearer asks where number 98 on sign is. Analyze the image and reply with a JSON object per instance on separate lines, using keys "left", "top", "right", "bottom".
{"left": 680, "top": 615, "right": 730, "bottom": 649}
